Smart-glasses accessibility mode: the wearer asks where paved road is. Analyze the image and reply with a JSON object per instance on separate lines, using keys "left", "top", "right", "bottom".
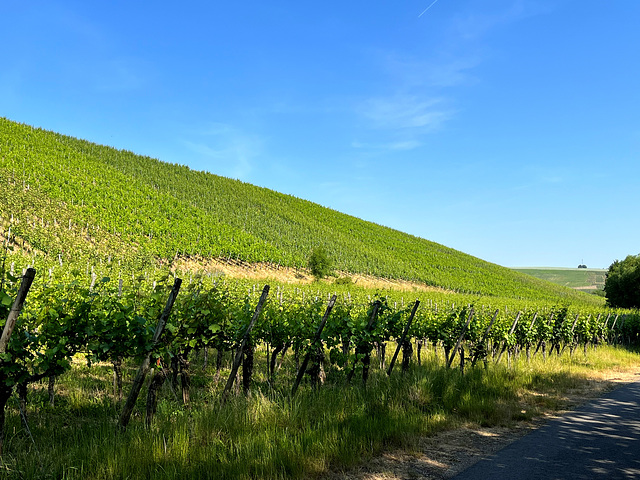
{"left": 453, "top": 381, "right": 640, "bottom": 480}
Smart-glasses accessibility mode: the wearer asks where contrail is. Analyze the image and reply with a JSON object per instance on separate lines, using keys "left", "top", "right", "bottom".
{"left": 418, "top": 0, "right": 440, "bottom": 17}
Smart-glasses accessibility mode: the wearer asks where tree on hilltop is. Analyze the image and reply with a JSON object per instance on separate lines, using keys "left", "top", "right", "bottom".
{"left": 604, "top": 254, "right": 640, "bottom": 308}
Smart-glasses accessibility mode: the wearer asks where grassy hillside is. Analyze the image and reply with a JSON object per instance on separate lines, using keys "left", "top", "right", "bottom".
{"left": 513, "top": 267, "right": 607, "bottom": 291}
{"left": 0, "top": 117, "right": 602, "bottom": 304}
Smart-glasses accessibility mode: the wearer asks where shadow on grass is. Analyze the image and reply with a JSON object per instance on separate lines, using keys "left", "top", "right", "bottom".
{"left": 1, "top": 347, "right": 638, "bottom": 479}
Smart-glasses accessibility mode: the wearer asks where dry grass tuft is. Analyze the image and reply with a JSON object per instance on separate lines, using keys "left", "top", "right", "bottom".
{"left": 172, "top": 255, "right": 453, "bottom": 293}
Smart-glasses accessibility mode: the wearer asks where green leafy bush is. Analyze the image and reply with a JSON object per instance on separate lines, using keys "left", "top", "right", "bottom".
{"left": 308, "top": 246, "right": 332, "bottom": 280}
{"left": 605, "top": 254, "right": 640, "bottom": 308}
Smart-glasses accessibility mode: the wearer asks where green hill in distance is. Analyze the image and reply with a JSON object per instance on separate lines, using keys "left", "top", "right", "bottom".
{"left": 512, "top": 267, "right": 607, "bottom": 292}
{"left": 0, "top": 117, "right": 602, "bottom": 304}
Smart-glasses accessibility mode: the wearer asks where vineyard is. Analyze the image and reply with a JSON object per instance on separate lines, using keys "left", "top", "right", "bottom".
{"left": 2, "top": 267, "right": 636, "bottom": 406}
{"left": 0, "top": 116, "right": 605, "bottom": 303}
{"left": 0, "top": 266, "right": 638, "bottom": 477}
{"left": 1, "top": 117, "right": 638, "bottom": 478}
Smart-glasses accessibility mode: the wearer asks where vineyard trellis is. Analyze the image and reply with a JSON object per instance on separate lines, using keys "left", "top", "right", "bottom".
{"left": 0, "top": 267, "right": 638, "bottom": 452}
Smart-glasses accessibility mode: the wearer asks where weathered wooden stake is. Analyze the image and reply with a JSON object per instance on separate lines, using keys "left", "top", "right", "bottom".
{"left": 471, "top": 309, "right": 498, "bottom": 367}
{"left": 346, "top": 301, "right": 381, "bottom": 384}
{"left": 145, "top": 369, "right": 166, "bottom": 428}
{"left": 48, "top": 376, "right": 56, "bottom": 407}
{"left": 446, "top": 309, "right": 474, "bottom": 368}
{"left": 387, "top": 300, "right": 420, "bottom": 376}
{"left": 378, "top": 343, "right": 387, "bottom": 370}
{"left": 610, "top": 314, "right": 620, "bottom": 344}
{"left": 401, "top": 340, "right": 413, "bottom": 372}
{"left": 525, "top": 313, "right": 538, "bottom": 363}
{"left": 0, "top": 268, "right": 36, "bottom": 354}
{"left": 601, "top": 313, "right": 612, "bottom": 344}
{"left": 495, "top": 312, "right": 521, "bottom": 364}
{"left": 560, "top": 314, "right": 580, "bottom": 355}
{"left": 292, "top": 295, "right": 337, "bottom": 395}
{"left": 119, "top": 278, "right": 182, "bottom": 429}
{"left": 112, "top": 357, "right": 123, "bottom": 402}
{"left": 180, "top": 354, "right": 192, "bottom": 405}
{"left": 533, "top": 313, "right": 554, "bottom": 358}
{"left": 241, "top": 339, "right": 254, "bottom": 396}
{"left": 221, "top": 285, "right": 270, "bottom": 404}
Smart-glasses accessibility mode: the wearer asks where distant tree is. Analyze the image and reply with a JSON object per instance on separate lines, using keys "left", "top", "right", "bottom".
{"left": 308, "top": 246, "right": 332, "bottom": 280}
{"left": 604, "top": 254, "right": 640, "bottom": 308}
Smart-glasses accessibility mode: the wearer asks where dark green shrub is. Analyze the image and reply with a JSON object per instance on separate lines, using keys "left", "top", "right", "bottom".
{"left": 308, "top": 246, "right": 332, "bottom": 280}
{"left": 604, "top": 254, "right": 640, "bottom": 308}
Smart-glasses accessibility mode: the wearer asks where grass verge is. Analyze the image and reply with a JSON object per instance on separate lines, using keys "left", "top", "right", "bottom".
{"left": 1, "top": 345, "right": 638, "bottom": 479}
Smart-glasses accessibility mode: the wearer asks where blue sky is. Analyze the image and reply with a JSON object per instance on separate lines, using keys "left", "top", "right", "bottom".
{"left": 2, "top": 0, "right": 639, "bottom": 269}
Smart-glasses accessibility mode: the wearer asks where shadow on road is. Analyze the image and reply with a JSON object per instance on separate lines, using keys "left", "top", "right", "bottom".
{"left": 454, "top": 381, "right": 640, "bottom": 479}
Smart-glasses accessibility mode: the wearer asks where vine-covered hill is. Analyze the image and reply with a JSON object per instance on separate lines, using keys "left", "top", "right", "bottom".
{"left": 0, "top": 117, "right": 600, "bottom": 303}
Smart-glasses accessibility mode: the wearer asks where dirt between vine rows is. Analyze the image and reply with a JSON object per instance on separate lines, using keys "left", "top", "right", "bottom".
{"left": 321, "top": 370, "right": 640, "bottom": 480}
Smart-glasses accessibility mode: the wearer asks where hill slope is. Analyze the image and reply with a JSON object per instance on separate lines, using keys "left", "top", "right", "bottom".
{"left": 513, "top": 268, "right": 607, "bottom": 291}
{"left": 0, "top": 117, "right": 600, "bottom": 303}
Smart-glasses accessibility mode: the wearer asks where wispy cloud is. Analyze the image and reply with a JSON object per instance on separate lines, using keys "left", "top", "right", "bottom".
{"left": 92, "top": 58, "right": 147, "bottom": 92}
{"left": 451, "top": 1, "right": 551, "bottom": 40}
{"left": 355, "top": 46, "right": 476, "bottom": 149}
{"left": 351, "top": 139, "right": 423, "bottom": 152}
{"left": 182, "top": 123, "right": 263, "bottom": 181}
{"left": 359, "top": 94, "right": 453, "bottom": 132}
{"left": 382, "top": 53, "right": 481, "bottom": 89}
{"left": 351, "top": 1, "right": 550, "bottom": 153}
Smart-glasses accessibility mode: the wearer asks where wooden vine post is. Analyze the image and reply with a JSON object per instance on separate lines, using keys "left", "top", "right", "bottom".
{"left": 145, "top": 369, "right": 166, "bottom": 428}
{"left": 291, "top": 294, "right": 337, "bottom": 395}
{"left": 221, "top": 285, "right": 270, "bottom": 405}
{"left": 119, "top": 278, "right": 182, "bottom": 429}
{"left": 0, "top": 268, "right": 36, "bottom": 354}
{"left": 617, "top": 315, "right": 627, "bottom": 345}
{"left": 446, "top": 308, "right": 474, "bottom": 369}
{"left": 495, "top": 312, "right": 521, "bottom": 364}
{"left": 601, "top": 313, "right": 612, "bottom": 344}
{"left": 347, "top": 301, "right": 381, "bottom": 385}
{"left": 533, "top": 313, "right": 554, "bottom": 359}
{"left": 525, "top": 312, "right": 538, "bottom": 362}
{"left": 471, "top": 309, "right": 498, "bottom": 367}
{"left": 0, "top": 268, "right": 36, "bottom": 457}
{"left": 560, "top": 314, "right": 580, "bottom": 355}
{"left": 387, "top": 300, "right": 420, "bottom": 376}
{"left": 586, "top": 314, "right": 599, "bottom": 355}
{"left": 609, "top": 314, "right": 620, "bottom": 344}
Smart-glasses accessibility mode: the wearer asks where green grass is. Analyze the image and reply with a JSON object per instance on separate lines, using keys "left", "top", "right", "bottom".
{"left": 1, "top": 345, "right": 638, "bottom": 479}
{"left": 513, "top": 268, "right": 607, "bottom": 290}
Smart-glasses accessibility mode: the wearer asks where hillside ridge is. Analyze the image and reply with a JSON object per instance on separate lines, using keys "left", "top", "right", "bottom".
{"left": 0, "top": 117, "right": 602, "bottom": 304}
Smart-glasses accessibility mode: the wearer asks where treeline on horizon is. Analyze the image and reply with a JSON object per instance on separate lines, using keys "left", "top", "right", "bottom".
{"left": 0, "top": 117, "right": 603, "bottom": 305}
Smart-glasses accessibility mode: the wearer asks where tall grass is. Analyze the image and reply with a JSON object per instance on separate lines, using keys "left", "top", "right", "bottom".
{"left": 1, "top": 345, "right": 638, "bottom": 479}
